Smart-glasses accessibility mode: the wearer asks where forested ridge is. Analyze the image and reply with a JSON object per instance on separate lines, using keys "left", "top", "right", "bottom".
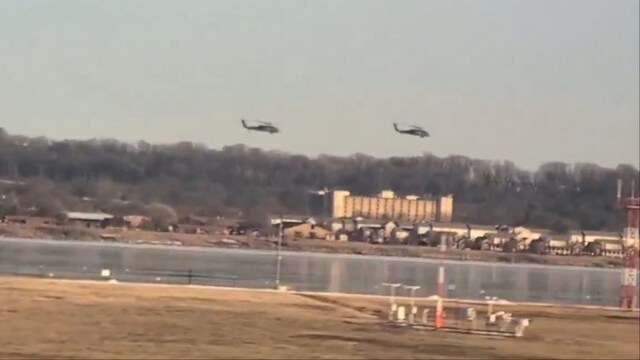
{"left": 0, "top": 127, "right": 638, "bottom": 232}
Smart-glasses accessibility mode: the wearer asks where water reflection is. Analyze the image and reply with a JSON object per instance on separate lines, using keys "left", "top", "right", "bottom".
{"left": 0, "top": 238, "right": 636, "bottom": 307}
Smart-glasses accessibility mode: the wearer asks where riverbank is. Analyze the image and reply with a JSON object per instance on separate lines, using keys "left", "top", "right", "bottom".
{"left": 0, "top": 224, "right": 623, "bottom": 269}
{"left": 1, "top": 277, "right": 638, "bottom": 359}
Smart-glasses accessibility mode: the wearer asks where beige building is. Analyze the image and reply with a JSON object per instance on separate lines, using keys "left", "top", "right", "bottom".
{"left": 283, "top": 222, "right": 331, "bottom": 239}
{"left": 424, "top": 222, "right": 497, "bottom": 239}
{"left": 569, "top": 230, "right": 622, "bottom": 244}
{"left": 123, "top": 215, "right": 150, "bottom": 228}
{"left": 330, "top": 190, "right": 453, "bottom": 222}
{"left": 511, "top": 226, "right": 550, "bottom": 242}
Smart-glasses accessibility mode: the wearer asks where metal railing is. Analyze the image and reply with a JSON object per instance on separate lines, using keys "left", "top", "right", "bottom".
{"left": 0, "top": 264, "right": 238, "bottom": 287}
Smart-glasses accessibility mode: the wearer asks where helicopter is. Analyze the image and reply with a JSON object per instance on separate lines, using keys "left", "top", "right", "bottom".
{"left": 393, "top": 123, "right": 430, "bottom": 138}
{"left": 241, "top": 119, "right": 280, "bottom": 134}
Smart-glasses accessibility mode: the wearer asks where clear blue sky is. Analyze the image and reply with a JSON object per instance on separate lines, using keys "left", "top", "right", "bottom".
{"left": 0, "top": 0, "right": 638, "bottom": 170}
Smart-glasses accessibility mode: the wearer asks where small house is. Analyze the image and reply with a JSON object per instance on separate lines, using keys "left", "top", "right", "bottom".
{"left": 283, "top": 222, "right": 330, "bottom": 239}
{"left": 123, "top": 215, "right": 150, "bottom": 228}
{"left": 62, "top": 212, "right": 114, "bottom": 228}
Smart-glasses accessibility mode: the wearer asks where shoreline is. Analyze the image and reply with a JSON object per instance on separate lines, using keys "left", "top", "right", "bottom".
{"left": 0, "top": 235, "right": 625, "bottom": 273}
{"left": 0, "top": 224, "right": 624, "bottom": 269}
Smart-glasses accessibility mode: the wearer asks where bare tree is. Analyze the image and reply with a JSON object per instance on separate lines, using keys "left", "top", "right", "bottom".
{"left": 147, "top": 202, "right": 178, "bottom": 231}
{"left": 0, "top": 127, "right": 637, "bottom": 231}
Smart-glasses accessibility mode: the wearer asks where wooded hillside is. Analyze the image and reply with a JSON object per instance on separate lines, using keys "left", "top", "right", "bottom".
{"left": 0, "top": 127, "right": 637, "bottom": 232}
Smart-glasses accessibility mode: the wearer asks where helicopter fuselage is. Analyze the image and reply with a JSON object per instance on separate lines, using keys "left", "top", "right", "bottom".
{"left": 241, "top": 119, "right": 279, "bottom": 134}
{"left": 393, "top": 123, "right": 429, "bottom": 138}
{"left": 400, "top": 129, "right": 429, "bottom": 138}
{"left": 249, "top": 125, "right": 279, "bottom": 134}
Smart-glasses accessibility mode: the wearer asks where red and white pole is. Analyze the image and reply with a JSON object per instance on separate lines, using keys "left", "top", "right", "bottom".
{"left": 437, "top": 265, "right": 445, "bottom": 300}
{"left": 621, "top": 247, "right": 638, "bottom": 309}
{"left": 618, "top": 180, "right": 639, "bottom": 309}
{"left": 435, "top": 235, "right": 446, "bottom": 330}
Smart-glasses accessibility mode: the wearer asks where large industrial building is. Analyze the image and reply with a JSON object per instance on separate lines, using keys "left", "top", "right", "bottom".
{"left": 307, "top": 189, "right": 453, "bottom": 222}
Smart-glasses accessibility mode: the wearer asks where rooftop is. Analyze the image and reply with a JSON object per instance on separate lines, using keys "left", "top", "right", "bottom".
{"left": 65, "top": 212, "right": 114, "bottom": 221}
{"left": 569, "top": 230, "right": 622, "bottom": 237}
{"left": 429, "top": 222, "right": 497, "bottom": 231}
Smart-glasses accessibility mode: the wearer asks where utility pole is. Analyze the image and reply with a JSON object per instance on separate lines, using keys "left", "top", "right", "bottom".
{"left": 275, "top": 215, "right": 283, "bottom": 288}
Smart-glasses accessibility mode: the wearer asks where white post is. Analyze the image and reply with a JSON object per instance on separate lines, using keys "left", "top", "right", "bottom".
{"left": 403, "top": 285, "right": 420, "bottom": 324}
{"left": 485, "top": 296, "right": 498, "bottom": 320}
{"left": 382, "top": 282, "right": 402, "bottom": 321}
{"left": 617, "top": 179, "right": 623, "bottom": 200}
{"left": 382, "top": 282, "right": 402, "bottom": 303}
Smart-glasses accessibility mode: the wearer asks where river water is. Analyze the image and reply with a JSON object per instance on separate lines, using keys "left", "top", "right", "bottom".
{"left": 0, "top": 237, "right": 636, "bottom": 307}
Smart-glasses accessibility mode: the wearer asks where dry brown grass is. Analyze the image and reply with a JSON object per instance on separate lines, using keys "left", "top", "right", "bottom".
{"left": 0, "top": 277, "right": 638, "bottom": 359}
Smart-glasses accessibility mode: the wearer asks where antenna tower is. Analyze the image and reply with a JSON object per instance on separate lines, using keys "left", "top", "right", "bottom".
{"left": 617, "top": 179, "right": 639, "bottom": 309}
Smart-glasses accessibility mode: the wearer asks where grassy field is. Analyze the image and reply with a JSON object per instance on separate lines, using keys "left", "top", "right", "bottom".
{"left": 1, "top": 277, "right": 638, "bottom": 359}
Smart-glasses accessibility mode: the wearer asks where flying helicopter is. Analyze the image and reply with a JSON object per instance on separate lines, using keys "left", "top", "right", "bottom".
{"left": 241, "top": 119, "right": 280, "bottom": 134}
{"left": 393, "top": 123, "right": 430, "bottom": 138}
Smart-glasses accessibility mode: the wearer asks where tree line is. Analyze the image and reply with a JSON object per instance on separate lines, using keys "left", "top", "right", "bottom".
{"left": 0, "top": 127, "right": 638, "bottom": 232}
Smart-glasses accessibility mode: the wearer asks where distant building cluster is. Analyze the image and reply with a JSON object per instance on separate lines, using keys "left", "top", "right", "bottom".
{"left": 2, "top": 212, "right": 141, "bottom": 229}
{"left": 307, "top": 189, "right": 453, "bottom": 222}
{"left": 0, "top": 212, "right": 226, "bottom": 237}
{"left": 1, "top": 206, "right": 635, "bottom": 259}
{"left": 268, "top": 215, "right": 632, "bottom": 258}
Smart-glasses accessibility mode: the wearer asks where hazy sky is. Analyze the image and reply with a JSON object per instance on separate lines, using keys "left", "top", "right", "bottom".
{"left": 0, "top": 0, "right": 638, "bottom": 170}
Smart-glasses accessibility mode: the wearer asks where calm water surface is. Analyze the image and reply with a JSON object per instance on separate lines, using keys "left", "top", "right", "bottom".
{"left": 0, "top": 237, "right": 635, "bottom": 307}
